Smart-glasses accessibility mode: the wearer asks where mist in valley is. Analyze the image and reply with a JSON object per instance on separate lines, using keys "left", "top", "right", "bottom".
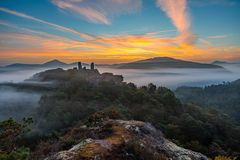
{"left": 0, "top": 66, "right": 75, "bottom": 83}
{"left": 0, "top": 64, "right": 239, "bottom": 89}
{"left": 98, "top": 66, "right": 240, "bottom": 89}
{"left": 0, "top": 65, "right": 240, "bottom": 88}
{"left": 0, "top": 64, "right": 239, "bottom": 121}
{"left": 0, "top": 86, "right": 42, "bottom": 121}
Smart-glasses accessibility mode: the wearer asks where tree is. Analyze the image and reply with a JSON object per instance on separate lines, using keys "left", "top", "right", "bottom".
{"left": 0, "top": 117, "right": 32, "bottom": 159}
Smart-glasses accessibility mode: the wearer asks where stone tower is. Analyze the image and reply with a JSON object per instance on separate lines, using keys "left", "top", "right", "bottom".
{"left": 91, "top": 62, "right": 94, "bottom": 70}
{"left": 78, "top": 62, "right": 82, "bottom": 70}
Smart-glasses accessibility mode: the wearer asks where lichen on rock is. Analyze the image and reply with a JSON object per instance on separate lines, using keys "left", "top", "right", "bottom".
{"left": 45, "top": 119, "right": 208, "bottom": 160}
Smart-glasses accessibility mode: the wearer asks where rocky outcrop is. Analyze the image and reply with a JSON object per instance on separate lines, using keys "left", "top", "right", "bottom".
{"left": 29, "top": 68, "right": 123, "bottom": 84}
{"left": 45, "top": 120, "right": 207, "bottom": 160}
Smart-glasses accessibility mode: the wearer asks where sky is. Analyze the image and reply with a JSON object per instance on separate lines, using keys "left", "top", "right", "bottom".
{"left": 0, "top": 0, "right": 240, "bottom": 65}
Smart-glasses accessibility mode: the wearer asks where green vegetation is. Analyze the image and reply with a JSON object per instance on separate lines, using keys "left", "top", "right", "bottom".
{"left": 0, "top": 118, "right": 32, "bottom": 160}
{"left": 35, "top": 80, "right": 240, "bottom": 157}
{"left": 175, "top": 79, "right": 240, "bottom": 122}
{"left": 0, "top": 69, "right": 239, "bottom": 159}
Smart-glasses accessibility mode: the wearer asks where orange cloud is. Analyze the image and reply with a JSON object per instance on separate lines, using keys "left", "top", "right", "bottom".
{"left": 156, "top": 0, "right": 190, "bottom": 33}
{"left": 156, "top": 0, "right": 196, "bottom": 45}
{"left": 1, "top": 30, "right": 239, "bottom": 64}
{"left": 1, "top": 4, "right": 239, "bottom": 65}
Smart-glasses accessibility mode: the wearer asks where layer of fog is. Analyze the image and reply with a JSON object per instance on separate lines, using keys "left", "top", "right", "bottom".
{"left": 0, "top": 66, "right": 75, "bottom": 83}
{"left": 0, "top": 64, "right": 239, "bottom": 121}
{"left": 0, "top": 86, "right": 42, "bottom": 121}
{"left": 97, "top": 66, "right": 240, "bottom": 89}
{"left": 0, "top": 65, "right": 240, "bottom": 89}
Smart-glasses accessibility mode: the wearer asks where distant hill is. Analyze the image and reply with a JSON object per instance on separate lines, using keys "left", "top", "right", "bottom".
{"left": 0, "top": 57, "right": 228, "bottom": 73}
{"left": 0, "top": 60, "right": 88, "bottom": 72}
{"left": 5, "top": 63, "right": 39, "bottom": 68}
{"left": 212, "top": 61, "right": 229, "bottom": 65}
{"left": 111, "top": 57, "right": 224, "bottom": 69}
{"left": 5, "top": 59, "right": 68, "bottom": 69}
{"left": 212, "top": 60, "right": 240, "bottom": 68}
{"left": 212, "top": 60, "right": 240, "bottom": 65}
{"left": 42, "top": 59, "right": 67, "bottom": 67}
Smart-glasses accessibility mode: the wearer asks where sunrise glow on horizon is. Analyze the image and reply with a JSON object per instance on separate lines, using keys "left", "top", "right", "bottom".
{"left": 0, "top": 0, "right": 240, "bottom": 65}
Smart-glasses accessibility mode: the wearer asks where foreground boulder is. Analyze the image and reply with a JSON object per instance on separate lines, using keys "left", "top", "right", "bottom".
{"left": 45, "top": 120, "right": 207, "bottom": 160}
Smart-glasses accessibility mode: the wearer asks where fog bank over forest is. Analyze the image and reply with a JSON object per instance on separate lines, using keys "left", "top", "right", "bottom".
{"left": 0, "top": 64, "right": 239, "bottom": 120}
{"left": 0, "top": 86, "right": 41, "bottom": 121}
{"left": 99, "top": 66, "right": 240, "bottom": 89}
{"left": 0, "top": 65, "right": 240, "bottom": 88}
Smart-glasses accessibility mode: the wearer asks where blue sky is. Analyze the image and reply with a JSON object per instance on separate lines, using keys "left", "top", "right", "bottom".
{"left": 0, "top": 0, "right": 239, "bottom": 64}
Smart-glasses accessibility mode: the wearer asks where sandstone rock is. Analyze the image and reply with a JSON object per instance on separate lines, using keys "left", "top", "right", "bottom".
{"left": 45, "top": 120, "right": 207, "bottom": 160}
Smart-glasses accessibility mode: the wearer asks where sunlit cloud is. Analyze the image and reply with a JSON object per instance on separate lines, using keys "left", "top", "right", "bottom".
{"left": 156, "top": 0, "right": 195, "bottom": 45}
{"left": 51, "top": 0, "right": 142, "bottom": 25}
{"left": 1, "top": 28, "right": 239, "bottom": 64}
{"left": 0, "top": 2, "right": 239, "bottom": 64}
{"left": 156, "top": 0, "right": 190, "bottom": 33}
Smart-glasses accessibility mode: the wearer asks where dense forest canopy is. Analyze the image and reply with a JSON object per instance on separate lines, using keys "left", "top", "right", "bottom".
{"left": 175, "top": 79, "right": 240, "bottom": 122}
{"left": 0, "top": 68, "right": 239, "bottom": 159}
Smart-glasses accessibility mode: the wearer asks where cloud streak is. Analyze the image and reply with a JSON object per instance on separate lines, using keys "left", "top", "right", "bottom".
{"left": 156, "top": 0, "right": 190, "bottom": 33}
{"left": 51, "top": 0, "right": 141, "bottom": 25}
{"left": 156, "top": 0, "right": 194, "bottom": 44}
{"left": 0, "top": 20, "right": 85, "bottom": 43}
{"left": 208, "top": 35, "right": 228, "bottom": 39}
{"left": 0, "top": 7, "right": 94, "bottom": 40}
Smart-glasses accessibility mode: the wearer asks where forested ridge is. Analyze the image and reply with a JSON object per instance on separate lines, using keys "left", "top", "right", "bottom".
{"left": 175, "top": 79, "right": 240, "bottom": 122}
{"left": 0, "top": 69, "right": 239, "bottom": 159}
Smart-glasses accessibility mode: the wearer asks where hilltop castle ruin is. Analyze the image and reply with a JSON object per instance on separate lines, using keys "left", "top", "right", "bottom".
{"left": 76, "top": 62, "right": 95, "bottom": 71}
{"left": 73, "top": 62, "right": 123, "bottom": 84}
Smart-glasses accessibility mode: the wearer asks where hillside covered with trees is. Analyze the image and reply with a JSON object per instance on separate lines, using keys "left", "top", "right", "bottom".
{"left": 0, "top": 69, "right": 239, "bottom": 159}
{"left": 175, "top": 79, "right": 240, "bottom": 122}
